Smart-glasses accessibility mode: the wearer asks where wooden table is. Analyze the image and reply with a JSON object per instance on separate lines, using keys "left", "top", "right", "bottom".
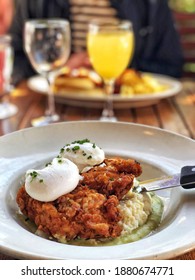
{"left": 0, "top": 79, "right": 195, "bottom": 260}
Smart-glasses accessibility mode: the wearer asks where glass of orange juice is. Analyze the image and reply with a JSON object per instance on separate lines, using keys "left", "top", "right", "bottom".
{"left": 87, "top": 21, "right": 134, "bottom": 121}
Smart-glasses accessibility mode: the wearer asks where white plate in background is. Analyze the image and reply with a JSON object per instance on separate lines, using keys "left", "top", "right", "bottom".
{"left": 27, "top": 74, "right": 182, "bottom": 108}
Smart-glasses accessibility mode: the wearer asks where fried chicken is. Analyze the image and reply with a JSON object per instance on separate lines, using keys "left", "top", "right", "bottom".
{"left": 104, "top": 158, "right": 142, "bottom": 177}
{"left": 80, "top": 158, "right": 142, "bottom": 199}
{"left": 16, "top": 157, "right": 142, "bottom": 242}
{"left": 17, "top": 185, "right": 122, "bottom": 240}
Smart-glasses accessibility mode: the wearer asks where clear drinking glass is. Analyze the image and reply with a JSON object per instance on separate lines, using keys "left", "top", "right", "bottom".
{"left": 87, "top": 21, "right": 134, "bottom": 121}
{"left": 24, "top": 19, "right": 71, "bottom": 126}
{"left": 0, "top": 35, "right": 18, "bottom": 120}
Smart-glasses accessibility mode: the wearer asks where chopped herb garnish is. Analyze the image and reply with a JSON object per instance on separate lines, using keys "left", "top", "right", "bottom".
{"left": 29, "top": 171, "right": 38, "bottom": 182}
{"left": 72, "top": 139, "right": 90, "bottom": 145}
{"left": 45, "top": 162, "right": 52, "bottom": 167}
{"left": 30, "top": 171, "right": 38, "bottom": 177}
{"left": 82, "top": 152, "right": 87, "bottom": 156}
{"left": 60, "top": 148, "right": 65, "bottom": 153}
{"left": 58, "top": 159, "right": 63, "bottom": 164}
{"left": 66, "top": 148, "right": 70, "bottom": 152}
{"left": 87, "top": 155, "right": 92, "bottom": 159}
{"left": 72, "top": 145, "right": 80, "bottom": 151}
{"left": 39, "top": 179, "right": 44, "bottom": 183}
{"left": 92, "top": 143, "right": 96, "bottom": 148}
{"left": 65, "top": 143, "right": 70, "bottom": 146}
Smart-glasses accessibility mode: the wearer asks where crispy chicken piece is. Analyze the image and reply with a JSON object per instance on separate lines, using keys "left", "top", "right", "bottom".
{"left": 80, "top": 158, "right": 142, "bottom": 200}
{"left": 104, "top": 158, "right": 142, "bottom": 177}
{"left": 17, "top": 186, "right": 122, "bottom": 241}
{"left": 16, "top": 157, "right": 142, "bottom": 242}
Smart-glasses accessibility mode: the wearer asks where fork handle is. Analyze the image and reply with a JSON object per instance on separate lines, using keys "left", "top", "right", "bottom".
{"left": 180, "top": 166, "right": 195, "bottom": 189}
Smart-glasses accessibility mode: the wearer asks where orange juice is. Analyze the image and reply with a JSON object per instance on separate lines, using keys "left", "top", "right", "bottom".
{"left": 87, "top": 31, "right": 134, "bottom": 80}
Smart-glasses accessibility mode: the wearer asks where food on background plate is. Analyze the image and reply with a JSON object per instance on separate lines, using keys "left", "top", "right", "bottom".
{"left": 53, "top": 68, "right": 169, "bottom": 97}
{"left": 116, "top": 69, "right": 169, "bottom": 96}
{"left": 16, "top": 139, "right": 163, "bottom": 246}
{"left": 53, "top": 67, "right": 104, "bottom": 95}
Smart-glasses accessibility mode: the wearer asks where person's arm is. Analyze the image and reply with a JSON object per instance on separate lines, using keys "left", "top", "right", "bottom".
{"left": 8, "top": 0, "right": 37, "bottom": 85}
{"left": 9, "top": 0, "right": 53, "bottom": 84}
{"left": 137, "top": 0, "right": 184, "bottom": 78}
{"left": 9, "top": 0, "right": 73, "bottom": 85}
{"left": 66, "top": 52, "right": 91, "bottom": 70}
{"left": 0, "top": 0, "right": 13, "bottom": 92}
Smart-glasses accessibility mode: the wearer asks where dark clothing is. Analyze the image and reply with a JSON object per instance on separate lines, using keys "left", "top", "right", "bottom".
{"left": 9, "top": 0, "right": 184, "bottom": 84}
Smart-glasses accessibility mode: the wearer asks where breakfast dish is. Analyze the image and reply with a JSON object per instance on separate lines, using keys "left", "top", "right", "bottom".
{"left": 117, "top": 69, "right": 169, "bottom": 96}
{"left": 53, "top": 67, "right": 104, "bottom": 96}
{"left": 16, "top": 139, "right": 163, "bottom": 246}
{"left": 0, "top": 121, "right": 194, "bottom": 259}
{"left": 27, "top": 69, "right": 182, "bottom": 108}
{"left": 52, "top": 68, "right": 168, "bottom": 96}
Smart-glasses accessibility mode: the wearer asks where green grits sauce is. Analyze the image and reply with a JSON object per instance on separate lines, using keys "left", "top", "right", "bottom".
{"left": 18, "top": 193, "right": 163, "bottom": 247}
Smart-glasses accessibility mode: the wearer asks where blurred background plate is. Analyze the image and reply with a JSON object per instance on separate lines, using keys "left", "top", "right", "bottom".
{"left": 27, "top": 74, "right": 182, "bottom": 109}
